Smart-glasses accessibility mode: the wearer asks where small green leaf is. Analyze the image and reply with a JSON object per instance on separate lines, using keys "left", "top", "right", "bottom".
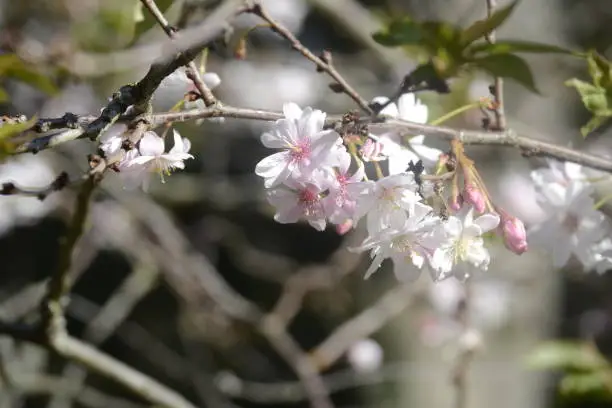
{"left": 526, "top": 341, "right": 609, "bottom": 372}
{"left": 0, "top": 54, "right": 57, "bottom": 95}
{"left": 468, "top": 40, "right": 577, "bottom": 56}
{"left": 372, "top": 18, "right": 422, "bottom": 47}
{"left": 0, "top": 117, "right": 37, "bottom": 139}
{"left": 560, "top": 372, "right": 612, "bottom": 399}
{"left": 565, "top": 78, "right": 610, "bottom": 116}
{"left": 460, "top": 0, "right": 519, "bottom": 45}
{"left": 580, "top": 116, "right": 609, "bottom": 138}
{"left": 472, "top": 53, "right": 539, "bottom": 93}
{"left": 587, "top": 51, "right": 612, "bottom": 89}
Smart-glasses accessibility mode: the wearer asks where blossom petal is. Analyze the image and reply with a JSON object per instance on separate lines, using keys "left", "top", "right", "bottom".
{"left": 283, "top": 102, "right": 303, "bottom": 122}
{"left": 255, "top": 151, "right": 290, "bottom": 183}
{"left": 474, "top": 213, "right": 500, "bottom": 233}
{"left": 139, "top": 131, "right": 165, "bottom": 156}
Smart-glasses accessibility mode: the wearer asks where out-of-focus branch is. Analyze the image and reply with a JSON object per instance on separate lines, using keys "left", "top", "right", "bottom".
{"left": 246, "top": 1, "right": 373, "bottom": 114}
{"left": 310, "top": 282, "right": 418, "bottom": 370}
{"left": 106, "top": 185, "right": 335, "bottom": 408}
{"left": 61, "top": 0, "right": 243, "bottom": 77}
{"left": 451, "top": 282, "right": 476, "bottom": 408}
{"left": 16, "top": 0, "right": 243, "bottom": 154}
{"left": 0, "top": 171, "right": 70, "bottom": 200}
{"left": 41, "top": 174, "right": 99, "bottom": 338}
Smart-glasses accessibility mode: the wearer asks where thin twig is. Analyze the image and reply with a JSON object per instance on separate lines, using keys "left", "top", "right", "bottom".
{"left": 310, "top": 282, "right": 417, "bottom": 370}
{"left": 450, "top": 282, "right": 475, "bottom": 408}
{"left": 0, "top": 171, "right": 70, "bottom": 200}
{"left": 40, "top": 174, "right": 99, "bottom": 338}
{"left": 247, "top": 1, "right": 373, "bottom": 114}
{"left": 140, "top": 0, "right": 217, "bottom": 106}
{"left": 16, "top": 105, "right": 612, "bottom": 172}
{"left": 485, "top": 0, "right": 506, "bottom": 130}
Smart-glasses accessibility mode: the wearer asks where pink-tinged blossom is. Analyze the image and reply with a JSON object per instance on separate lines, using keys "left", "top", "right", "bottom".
{"left": 370, "top": 94, "right": 442, "bottom": 174}
{"left": 360, "top": 138, "right": 385, "bottom": 162}
{"left": 353, "top": 173, "right": 424, "bottom": 234}
{"left": 335, "top": 219, "right": 353, "bottom": 235}
{"left": 120, "top": 130, "right": 193, "bottom": 191}
{"left": 350, "top": 203, "right": 442, "bottom": 281}
{"left": 497, "top": 209, "right": 528, "bottom": 255}
{"left": 266, "top": 175, "right": 329, "bottom": 231}
{"left": 255, "top": 103, "right": 341, "bottom": 188}
{"left": 431, "top": 205, "right": 500, "bottom": 281}
{"left": 322, "top": 150, "right": 366, "bottom": 224}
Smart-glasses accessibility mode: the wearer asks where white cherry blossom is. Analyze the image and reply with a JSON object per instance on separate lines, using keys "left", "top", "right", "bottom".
{"left": 529, "top": 161, "right": 608, "bottom": 269}
{"left": 120, "top": 130, "right": 193, "bottom": 190}
{"left": 322, "top": 150, "right": 366, "bottom": 224}
{"left": 529, "top": 182, "right": 606, "bottom": 268}
{"left": 432, "top": 205, "right": 500, "bottom": 281}
{"left": 266, "top": 172, "right": 329, "bottom": 231}
{"left": 370, "top": 94, "right": 442, "bottom": 174}
{"left": 255, "top": 103, "right": 341, "bottom": 188}
{"left": 351, "top": 203, "right": 442, "bottom": 281}
{"left": 353, "top": 173, "right": 424, "bottom": 234}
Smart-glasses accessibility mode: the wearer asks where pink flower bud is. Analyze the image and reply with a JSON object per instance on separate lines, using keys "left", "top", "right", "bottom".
{"left": 335, "top": 219, "right": 353, "bottom": 235}
{"left": 463, "top": 183, "right": 485, "bottom": 213}
{"left": 498, "top": 210, "right": 528, "bottom": 255}
{"left": 448, "top": 193, "right": 463, "bottom": 212}
{"left": 360, "top": 139, "right": 385, "bottom": 162}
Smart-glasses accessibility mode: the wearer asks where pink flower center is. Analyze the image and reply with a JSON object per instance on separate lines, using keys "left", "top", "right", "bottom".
{"left": 290, "top": 141, "right": 311, "bottom": 162}
{"left": 299, "top": 186, "right": 321, "bottom": 216}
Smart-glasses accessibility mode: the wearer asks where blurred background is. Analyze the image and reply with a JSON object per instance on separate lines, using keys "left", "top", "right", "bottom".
{"left": 0, "top": 0, "right": 611, "bottom": 407}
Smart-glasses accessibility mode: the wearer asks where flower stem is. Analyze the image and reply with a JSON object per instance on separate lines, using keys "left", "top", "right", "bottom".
{"left": 430, "top": 101, "right": 482, "bottom": 126}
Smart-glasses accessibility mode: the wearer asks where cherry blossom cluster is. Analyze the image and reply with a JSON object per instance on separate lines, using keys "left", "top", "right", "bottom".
{"left": 99, "top": 125, "right": 193, "bottom": 191}
{"left": 254, "top": 95, "right": 522, "bottom": 282}
{"left": 528, "top": 160, "right": 612, "bottom": 272}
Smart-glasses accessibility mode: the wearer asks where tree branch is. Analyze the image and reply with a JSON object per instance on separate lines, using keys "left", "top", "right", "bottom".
{"left": 246, "top": 1, "right": 373, "bottom": 114}
{"left": 485, "top": 0, "right": 506, "bottom": 130}
{"left": 140, "top": 0, "right": 217, "bottom": 106}
{"left": 310, "top": 282, "right": 417, "bottom": 370}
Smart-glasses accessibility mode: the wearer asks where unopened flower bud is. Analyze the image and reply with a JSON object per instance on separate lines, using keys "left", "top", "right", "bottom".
{"left": 498, "top": 210, "right": 528, "bottom": 255}
{"left": 463, "top": 183, "right": 485, "bottom": 213}
{"left": 335, "top": 219, "right": 353, "bottom": 235}
{"left": 360, "top": 138, "right": 385, "bottom": 162}
{"left": 448, "top": 193, "right": 463, "bottom": 212}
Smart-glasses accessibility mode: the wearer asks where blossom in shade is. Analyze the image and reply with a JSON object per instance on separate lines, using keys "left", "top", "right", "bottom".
{"left": 120, "top": 130, "right": 193, "bottom": 190}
